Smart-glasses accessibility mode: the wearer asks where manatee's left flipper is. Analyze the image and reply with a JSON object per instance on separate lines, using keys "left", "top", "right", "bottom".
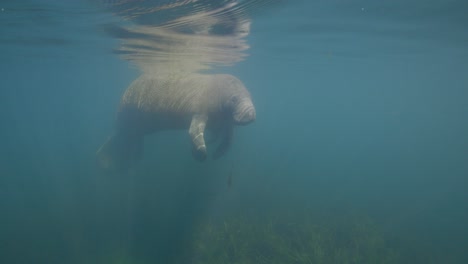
{"left": 189, "top": 114, "right": 208, "bottom": 161}
{"left": 213, "top": 124, "right": 233, "bottom": 160}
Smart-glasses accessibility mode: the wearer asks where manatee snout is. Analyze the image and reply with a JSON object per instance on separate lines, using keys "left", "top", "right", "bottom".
{"left": 234, "top": 99, "right": 256, "bottom": 125}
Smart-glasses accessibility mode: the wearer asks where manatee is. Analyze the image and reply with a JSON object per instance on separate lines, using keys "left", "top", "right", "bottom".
{"left": 96, "top": 73, "right": 256, "bottom": 172}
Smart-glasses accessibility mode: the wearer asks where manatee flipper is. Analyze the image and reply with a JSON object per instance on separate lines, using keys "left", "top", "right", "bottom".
{"left": 213, "top": 124, "right": 233, "bottom": 159}
{"left": 189, "top": 114, "right": 208, "bottom": 161}
{"left": 96, "top": 132, "right": 144, "bottom": 173}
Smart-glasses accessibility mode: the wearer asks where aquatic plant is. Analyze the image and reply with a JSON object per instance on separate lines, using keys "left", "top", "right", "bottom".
{"left": 190, "top": 212, "right": 399, "bottom": 264}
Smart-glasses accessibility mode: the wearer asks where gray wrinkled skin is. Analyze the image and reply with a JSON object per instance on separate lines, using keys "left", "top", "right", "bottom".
{"left": 96, "top": 73, "right": 255, "bottom": 172}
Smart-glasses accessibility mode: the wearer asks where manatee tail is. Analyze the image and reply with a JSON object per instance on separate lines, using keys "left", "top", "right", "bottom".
{"left": 96, "top": 133, "right": 143, "bottom": 173}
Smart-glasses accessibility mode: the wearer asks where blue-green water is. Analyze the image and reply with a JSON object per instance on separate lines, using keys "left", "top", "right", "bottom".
{"left": 1, "top": 0, "right": 467, "bottom": 263}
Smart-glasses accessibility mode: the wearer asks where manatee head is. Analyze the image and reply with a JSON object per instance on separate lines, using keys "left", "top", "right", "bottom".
{"left": 220, "top": 75, "right": 256, "bottom": 125}
{"left": 230, "top": 94, "right": 256, "bottom": 125}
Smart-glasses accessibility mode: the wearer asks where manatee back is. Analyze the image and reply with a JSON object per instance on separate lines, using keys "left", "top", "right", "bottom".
{"left": 120, "top": 73, "right": 227, "bottom": 115}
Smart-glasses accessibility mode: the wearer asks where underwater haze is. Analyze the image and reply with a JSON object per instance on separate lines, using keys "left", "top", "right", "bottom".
{"left": 1, "top": 0, "right": 468, "bottom": 263}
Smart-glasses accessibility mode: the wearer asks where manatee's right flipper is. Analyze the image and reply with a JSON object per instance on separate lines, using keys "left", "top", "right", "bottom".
{"left": 189, "top": 114, "right": 208, "bottom": 161}
{"left": 96, "top": 132, "right": 144, "bottom": 173}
